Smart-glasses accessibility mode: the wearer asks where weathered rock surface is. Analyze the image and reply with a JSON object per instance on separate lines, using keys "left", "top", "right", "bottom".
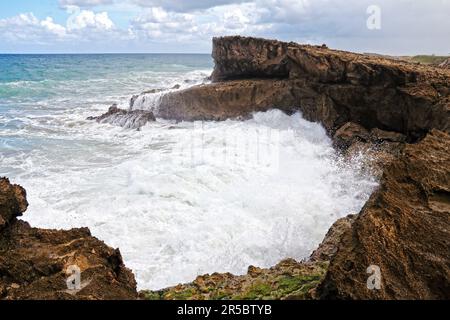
{"left": 0, "top": 178, "right": 138, "bottom": 300}
{"left": 439, "top": 58, "right": 450, "bottom": 69}
{"left": 87, "top": 104, "right": 156, "bottom": 129}
{"left": 147, "top": 36, "right": 450, "bottom": 300}
{"left": 157, "top": 79, "right": 300, "bottom": 121}
{"left": 310, "top": 215, "right": 357, "bottom": 263}
{"left": 157, "top": 36, "right": 450, "bottom": 141}
{"left": 140, "top": 259, "right": 328, "bottom": 300}
{"left": 319, "top": 130, "right": 450, "bottom": 299}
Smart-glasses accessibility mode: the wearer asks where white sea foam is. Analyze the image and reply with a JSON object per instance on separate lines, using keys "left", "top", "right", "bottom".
{"left": 1, "top": 57, "right": 377, "bottom": 290}
{"left": 10, "top": 109, "right": 377, "bottom": 290}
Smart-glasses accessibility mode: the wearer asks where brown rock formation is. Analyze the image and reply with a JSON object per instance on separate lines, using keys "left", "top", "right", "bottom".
{"left": 439, "top": 58, "right": 450, "bottom": 69}
{"left": 140, "top": 259, "right": 329, "bottom": 300}
{"left": 0, "top": 178, "right": 138, "bottom": 300}
{"left": 319, "top": 130, "right": 450, "bottom": 299}
{"left": 156, "top": 36, "right": 449, "bottom": 142}
{"left": 157, "top": 79, "right": 300, "bottom": 121}
{"left": 87, "top": 104, "right": 156, "bottom": 129}
{"left": 150, "top": 36, "right": 450, "bottom": 300}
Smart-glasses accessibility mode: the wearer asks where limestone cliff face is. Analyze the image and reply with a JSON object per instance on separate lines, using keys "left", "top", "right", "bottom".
{"left": 158, "top": 36, "right": 449, "bottom": 142}
{"left": 0, "top": 178, "right": 138, "bottom": 300}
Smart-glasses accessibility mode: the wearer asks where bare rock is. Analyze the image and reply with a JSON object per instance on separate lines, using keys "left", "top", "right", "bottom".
{"left": 157, "top": 36, "right": 449, "bottom": 142}
{"left": 310, "top": 214, "right": 357, "bottom": 262}
{"left": 319, "top": 130, "right": 450, "bottom": 299}
{"left": 88, "top": 104, "right": 156, "bottom": 129}
{"left": 0, "top": 177, "right": 138, "bottom": 300}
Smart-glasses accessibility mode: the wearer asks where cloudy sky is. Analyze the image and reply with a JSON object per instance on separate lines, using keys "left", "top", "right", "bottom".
{"left": 0, "top": 0, "right": 449, "bottom": 55}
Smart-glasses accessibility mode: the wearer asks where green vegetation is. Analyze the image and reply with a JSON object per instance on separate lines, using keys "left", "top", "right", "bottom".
{"left": 410, "top": 55, "right": 449, "bottom": 65}
{"left": 139, "top": 261, "right": 329, "bottom": 301}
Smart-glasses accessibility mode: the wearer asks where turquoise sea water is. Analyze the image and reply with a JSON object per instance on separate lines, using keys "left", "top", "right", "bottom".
{"left": 0, "top": 54, "right": 212, "bottom": 169}
{"left": 0, "top": 54, "right": 376, "bottom": 290}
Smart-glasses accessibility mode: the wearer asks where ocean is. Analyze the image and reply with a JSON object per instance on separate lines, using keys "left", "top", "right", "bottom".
{"left": 0, "top": 54, "right": 377, "bottom": 290}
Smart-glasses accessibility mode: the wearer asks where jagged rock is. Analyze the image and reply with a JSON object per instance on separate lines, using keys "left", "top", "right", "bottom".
{"left": 157, "top": 79, "right": 300, "bottom": 121}
{"left": 310, "top": 214, "right": 357, "bottom": 262}
{"left": 333, "top": 122, "right": 371, "bottom": 149}
{"left": 88, "top": 104, "right": 156, "bottom": 129}
{"left": 0, "top": 178, "right": 138, "bottom": 300}
{"left": 140, "top": 259, "right": 328, "bottom": 300}
{"left": 0, "top": 178, "right": 28, "bottom": 230}
{"left": 157, "top": 36, "right": 449, "bottom": 141}
{"left": 319, "top": 130, "right": 450, "bottom": 299}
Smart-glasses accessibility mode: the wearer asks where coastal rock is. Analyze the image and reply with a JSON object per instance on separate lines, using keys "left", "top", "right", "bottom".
{"left": 0, "top": 177, "right": 138, "bottom": 300}
{"left": 156, "top": 79, "right": 301, "bottom": 121}
{"left": 319, "top": 130, "right": 450, "bottom": 299}
{"left": 88, "top": 104, "right": 156, "bottom": 129}
{"left": 158, "top": 36, "right": 449, "bottom": 141}
{"left": 140, "top": 259, "right": 328, "bottom": 300}
{"left": 439, "top": 58, "right": 450, "bottom": 69}
{"left": 310, "top": 214, "right": 357, "bottom": 262}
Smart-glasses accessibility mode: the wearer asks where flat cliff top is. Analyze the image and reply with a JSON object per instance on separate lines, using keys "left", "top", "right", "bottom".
{"left": 212, "top": 36, "right": 450, "bottom": 86}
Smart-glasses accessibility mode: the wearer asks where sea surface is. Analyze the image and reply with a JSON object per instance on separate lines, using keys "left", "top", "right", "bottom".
{"left": 0, "top": 54, "right": 377, "bottom": 290}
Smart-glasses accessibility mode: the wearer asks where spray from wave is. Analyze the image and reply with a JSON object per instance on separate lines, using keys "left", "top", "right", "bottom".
{"left": 11, "top": 110, "right": 377, "bottom": 290}
{"left": 1, "top": 55, "right": 378, "bottom": 290}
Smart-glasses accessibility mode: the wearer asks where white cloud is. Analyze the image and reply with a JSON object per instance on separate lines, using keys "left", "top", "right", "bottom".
{"left": 59, "top": 0, "right": 114, "bottom": 8}
{"left": 0, "top": 9, "right": 116, "bottom": 46}
{"left": 1, "top": 0, "right": 450, "bottom": 54}
{"left": 131, "top": 0, "right": 250, "bottom": 12}
{"left": 0, "top": 13, "right": 67, "bottom": 43}
{"left": 67, "top": 10, "right": 115, "bottom": 31}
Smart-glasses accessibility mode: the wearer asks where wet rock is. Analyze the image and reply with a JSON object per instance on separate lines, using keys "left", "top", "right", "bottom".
{"left": 333, "top": 122, "right": 371, "bottom": 149}
{"left": 157, "top": 79, "right": 300, "bottom": 121}
{"left": 0, "top": 177, "right": 138, "bottom": 300}
{"left": 319, "top": 130, "right": 450, "bottom": 299}
{"left": 88, "top": 104, "right": 156, "bottom": 129}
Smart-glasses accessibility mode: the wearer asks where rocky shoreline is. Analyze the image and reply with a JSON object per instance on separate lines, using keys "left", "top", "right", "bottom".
{"left": 2, "top": 36, "right": 449, "bottom": 300}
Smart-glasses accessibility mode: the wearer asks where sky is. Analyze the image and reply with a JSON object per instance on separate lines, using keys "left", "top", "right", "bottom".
{"left": 0, "top": 0, "right": 449, "bottom": 55}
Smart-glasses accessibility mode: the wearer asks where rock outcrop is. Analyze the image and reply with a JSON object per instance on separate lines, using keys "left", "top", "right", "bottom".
{"left": 0, "top": 178, "right": 138, "bottom": 300}
{"left": 155, "top": 36, "right": 449, "bottom": 142}
{"left": 439, "top": 58, "right": 450, "bottom": 69}
{"left": 319, "top": 130, "right": 450, "bottom": 299}
{"left": 146, "top": 36, "right": 450, "bottom": 300}
{"left": 87, "top": 104, "right": 156, "bottom": 129}
{"left": 141, "top": 260, "right": 328, "bottom": 300}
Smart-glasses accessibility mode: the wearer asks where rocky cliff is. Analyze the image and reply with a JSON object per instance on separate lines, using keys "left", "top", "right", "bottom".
{"left": 6, "top": 36, "right": 450, "bottom": 300}
{"left": 156, "top": 36, "right": 449, "bottom": 143}
{"left": 320, "top": 130, "right": 450, "bottom": 299}
{"left": 0, "top": 178, "right": 138, "bottom": 300}
{"left": 148, "top": 36, "right": 450, "bottom": 300}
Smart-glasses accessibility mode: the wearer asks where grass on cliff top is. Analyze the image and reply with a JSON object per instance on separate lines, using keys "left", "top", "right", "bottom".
{"left": 410, "top": 55, "right": 449, "bottom": 65}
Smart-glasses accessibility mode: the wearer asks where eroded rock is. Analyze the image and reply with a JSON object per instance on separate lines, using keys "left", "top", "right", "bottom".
{"left": 140, "top": 259, "right": 328, "bottom": 300}
{"left": 0, "top": 177, "right": 138, "bottom": 300}
{"left": 319, "top": 130, "right": 450, "bottom": 299}
{"left": 157, "top": 36, "right": 449, "bottom": 141}
{"left": 87, "top": 104, "right": 156, "bottom": 129}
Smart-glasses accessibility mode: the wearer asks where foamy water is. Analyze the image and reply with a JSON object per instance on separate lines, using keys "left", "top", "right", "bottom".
{"left": 0, "top": 54, "right": 377, "bottom": 290}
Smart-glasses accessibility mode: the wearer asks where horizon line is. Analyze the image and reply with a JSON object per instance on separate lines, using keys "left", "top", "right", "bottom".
{"left": 0, "top": 52, "right": 212, "bottom": 55}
